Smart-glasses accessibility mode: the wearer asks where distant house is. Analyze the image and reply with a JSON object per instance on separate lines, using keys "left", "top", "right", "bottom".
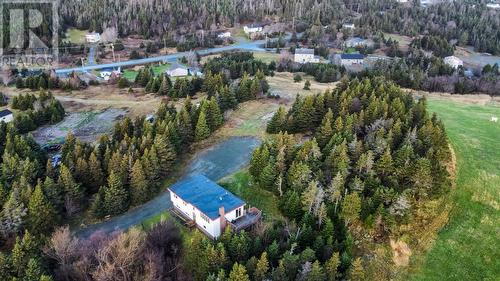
{"left": 486, "top": 3, "right": 500, "bottom": 9}
{"left": 217, "top": 32, "right": 231, "bottom": 39}
{"left": 335, "top": 53, "right": 365, "bottom": 66}
{"left": 169, "top": 175, "right": 261, "bottom": 239}
{"left": 344, "top": 37, "right": 373, "bottom": 48}
{"left": 243, "top": 24, "right": 263, "bottom": 34}
{"left": 294, "top": 48, "right": 320, "bottom": 64}
{"left": 85, "top": 32, "right": 101, "bottom": 43}
{"left": 166, "top": 65, "right": 189, "bottom": 77}
{"left": 342, "top": 23, "right": 355, "bottom": 30}
{"left": 0, "top": 109, "right": 13, "bottom": 123}
{"left": 443, "top": 56, "right": 463, "bottom": 69}
{"left": 100, "top": 69, "right": 121, "bottom": 81}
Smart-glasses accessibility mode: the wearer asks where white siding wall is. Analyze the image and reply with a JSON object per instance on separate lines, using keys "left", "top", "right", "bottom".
{"left": 0, "top": 114, "right": 13, "bottom": 123}
{"left": 170, "top": 191, "right": 247, "bottom": 239}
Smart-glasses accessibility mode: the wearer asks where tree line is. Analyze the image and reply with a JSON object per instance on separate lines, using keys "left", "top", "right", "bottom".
{"left": 0, "top": 62, "right": 270, "bottom": 279}
{"left": 11, "top": 92, "right": 65, "bottom": 134}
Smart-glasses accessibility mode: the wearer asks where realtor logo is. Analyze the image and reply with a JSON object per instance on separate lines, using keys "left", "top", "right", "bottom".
{"left": 0, "top": 0, "right": 58, "bottom": 69}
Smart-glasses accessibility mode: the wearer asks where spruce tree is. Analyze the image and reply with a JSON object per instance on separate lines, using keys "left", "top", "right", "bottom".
{"left": 104, "top": 171, "right": 129, "bottom": 216}
{"left": 195, "top": 109, "right": 211, "bottom": 141}
{"left": 325, "top": 252, "right": 340, "bottom": 281}
{"left": 27, "top": 182, "right": 57, "bottom": 234}
{"left": 228, "top": 262, "right": 250, "bottom": 281}
{"left": 254, "top": 252, "right": 269, "bottom": 281}
{"left": 349, "top": 258, "right": 365, "bottom": 281}
{"left": 130, "top": 160, "right": 149, "bottom": 205}
{"left": 266, "top": 106, "right": 287, "bottom": 134}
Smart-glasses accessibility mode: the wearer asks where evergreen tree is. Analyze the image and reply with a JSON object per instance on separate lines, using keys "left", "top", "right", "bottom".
{"left": 218, "top": 85, "right": 238, "bottom": 111}
{"left": 228, "top": 263, "right": 250, "bottom": 281}
{"left": 195, "top": 108, "right": 211, "bottom": 141}
{"left": 325, "top": 252, "right": 340, "bottom": 281}
{"left": 27, "top": 182, "right": 57, "bottom": 234}
{"left": 267, "top": 106, "right": 287, "bottom": 134}
{"left": 104, "top": 171, "right": 129, "bottom": 215}
{"left": 349, "top": 258, "right": 365, "bottom": 281}
{"left": 206, "top": 97, "right": 224, "bottom": 132}
{"left": 254, "top": 252, "right": 269, "bottom": 281}
{"left": 341, "top": 193, "right": 361, "bottom": 226}
{"left": 58, "top": 165, "right": 83, "bottom": 215}
{"left": 130, "top": 160, "right": 149, "bottom": 205}
{"left": 304, "top": 80, "right": 311, "bottom": 90}
{"left": 0, "top": 188, "right": 27, "bottom": 236}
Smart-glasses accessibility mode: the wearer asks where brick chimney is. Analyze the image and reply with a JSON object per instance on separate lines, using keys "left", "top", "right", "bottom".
{"left": 219, "top": 206, "right": 227, "bottom": 234}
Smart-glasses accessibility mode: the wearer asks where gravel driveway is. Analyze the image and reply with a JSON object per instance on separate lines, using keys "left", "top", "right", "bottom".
{"left": 76, "top": 136, "right": 261, "bottom": 238}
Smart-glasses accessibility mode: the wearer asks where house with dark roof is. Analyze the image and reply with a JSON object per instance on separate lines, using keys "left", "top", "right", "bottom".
{"left": 168, "top": 174, "right": 261, "bottom": 239}
{"left": 0, "top": 109, "right": 13, "bottom": 123}
{"left": 334, "top": 53, "right": 365, "bottom": 66}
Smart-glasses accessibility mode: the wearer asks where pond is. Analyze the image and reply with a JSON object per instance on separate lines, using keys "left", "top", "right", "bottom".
{"left": 76, "top": 136, "right": 261, "bottom": 238}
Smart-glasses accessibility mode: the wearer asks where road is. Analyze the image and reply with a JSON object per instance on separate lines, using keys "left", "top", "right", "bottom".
{"left": 76, "top": 136, "right": 261, "bottom": 238}
{"left": 55, "top": 39, "right": 268, "bottom": 75}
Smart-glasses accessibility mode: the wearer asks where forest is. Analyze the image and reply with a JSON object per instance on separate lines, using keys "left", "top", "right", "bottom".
{"left": 0, "top": 54, "right": 272, "bottom": 279}
{"left": 47, "top": 77, "right": 453, "bottom": 281}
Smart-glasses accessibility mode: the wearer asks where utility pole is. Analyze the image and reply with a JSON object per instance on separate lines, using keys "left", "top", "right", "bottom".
{"left": 111, "top": 43, "right": 115, "bottom": 62}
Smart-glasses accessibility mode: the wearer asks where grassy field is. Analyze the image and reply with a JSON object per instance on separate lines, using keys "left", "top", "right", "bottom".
{"left": 253, "top": 52, "right": 281, "bottom": 63}
{"left": 64, "top": 28, "right": 87, "bottom": 44}
{"left": 219, "top": 171, "right": 283, "bottom": 222}
{"left": 410, "top": 99, "right": 500, "bottom": 280}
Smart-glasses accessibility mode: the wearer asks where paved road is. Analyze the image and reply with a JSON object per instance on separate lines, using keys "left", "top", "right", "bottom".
{"left": 76, "top": 136, "right": 261, "bottom": 238}
{"left": 56, "top": 39, "right": 268, "bottom": 75}
{"left": 87, "top": 45, "right": 97, "bottom": 66}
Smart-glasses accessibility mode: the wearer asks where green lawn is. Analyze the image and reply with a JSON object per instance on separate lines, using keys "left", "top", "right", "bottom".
{"left": 219, "top": 170, "right": 283, "bottom": 222}
{"left": 122, "top": 63, "right": 171, "bottom": 81}
{"left": 64, "top": 28, "right": 87, "bottom": 44}
{"left": 410, "top": 99, "right": 500, "bottom": 280}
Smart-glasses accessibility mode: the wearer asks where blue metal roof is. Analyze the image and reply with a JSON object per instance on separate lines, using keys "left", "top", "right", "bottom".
{"left": 341, "top": 53, "right": 365, "bottom": 60}
{"left": 169, "top": 174, "right": 245, "bottom": 220}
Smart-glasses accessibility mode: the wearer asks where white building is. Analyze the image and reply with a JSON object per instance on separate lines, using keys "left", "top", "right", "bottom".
{"left": 0, "top": 109, "right": 13, "bottom": 123}
{"left": 166, "top": 65, "right": 189, "bottom": 77}
{"left": 100, "top": 69, "right": 121, "bottom": 81}
{"left": 486, "top": 3, "right": 500, "bottom": 9}
{"left": 294, "top": 48, "right": 320, "bottom": 64}
{"left": 85, "top": 32, "right": 101, "bottom": 43}
{"left": 243, "top": 25, "right": 263, "bottom": 34}
{"left": 169, "top": 175, "right": 261, "bottom": 239}
{"left": 342, "top": 23, "right": 355, "bottom": 30}
{"left": 217, "top": 32, "right": 231, "bottom": 39}
{"left": 344, "top": 37, "right": 372, "bottom": 48}
{"left": 444, "top": 56, "right": 463, "bottom": 69}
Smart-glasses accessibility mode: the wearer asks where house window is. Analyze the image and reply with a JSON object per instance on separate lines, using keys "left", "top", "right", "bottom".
{"left": 236, "top": 207, "right": 242, "bottom": 218}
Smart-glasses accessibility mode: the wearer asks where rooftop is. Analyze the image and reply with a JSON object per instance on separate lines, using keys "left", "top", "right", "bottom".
{"left": 169, "top": 174, "right": 245, "bottom": 220}
{"left": 341, "top": 53, "right": 365, "bottom": 60}
{"left": 0, "top": 109, "right": 13, "bottom": 118}
{"left": 295, "top": 48, "right": 315, "bottom": 55}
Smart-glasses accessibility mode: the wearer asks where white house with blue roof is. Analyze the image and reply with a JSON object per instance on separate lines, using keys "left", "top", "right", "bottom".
{"left": 168, "top": 174, "right": 261, "bottom": 239}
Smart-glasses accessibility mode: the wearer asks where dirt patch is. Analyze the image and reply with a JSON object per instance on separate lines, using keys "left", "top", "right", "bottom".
{"left": 32, "top": 108, "right": 127, "bottom": 144}
{"left": 390, "top": 239, "right": 412, "bottom": 267}
{"left": 267, "top": 72, "right": 338, "bottom": 101}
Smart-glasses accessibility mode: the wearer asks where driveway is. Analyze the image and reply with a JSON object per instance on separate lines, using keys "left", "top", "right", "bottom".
{"left": 76, "top": 136, "right": 261, "bottom": 238}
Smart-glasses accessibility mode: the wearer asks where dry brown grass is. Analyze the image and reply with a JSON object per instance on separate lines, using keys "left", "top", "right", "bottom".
{"left": 267, "top": 72, "right": 338, "bottom": 101}
{"left": 0, "top": 85, "right": 200, "bottom": 117}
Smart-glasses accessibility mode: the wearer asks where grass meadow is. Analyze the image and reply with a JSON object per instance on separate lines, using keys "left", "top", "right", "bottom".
{"left": 410, "top": 99, "right": 500, "bottom": 280}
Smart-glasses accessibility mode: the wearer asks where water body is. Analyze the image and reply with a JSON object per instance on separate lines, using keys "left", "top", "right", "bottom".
{"left": 76, "top": 136, "right": 261, "bottom": 238}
